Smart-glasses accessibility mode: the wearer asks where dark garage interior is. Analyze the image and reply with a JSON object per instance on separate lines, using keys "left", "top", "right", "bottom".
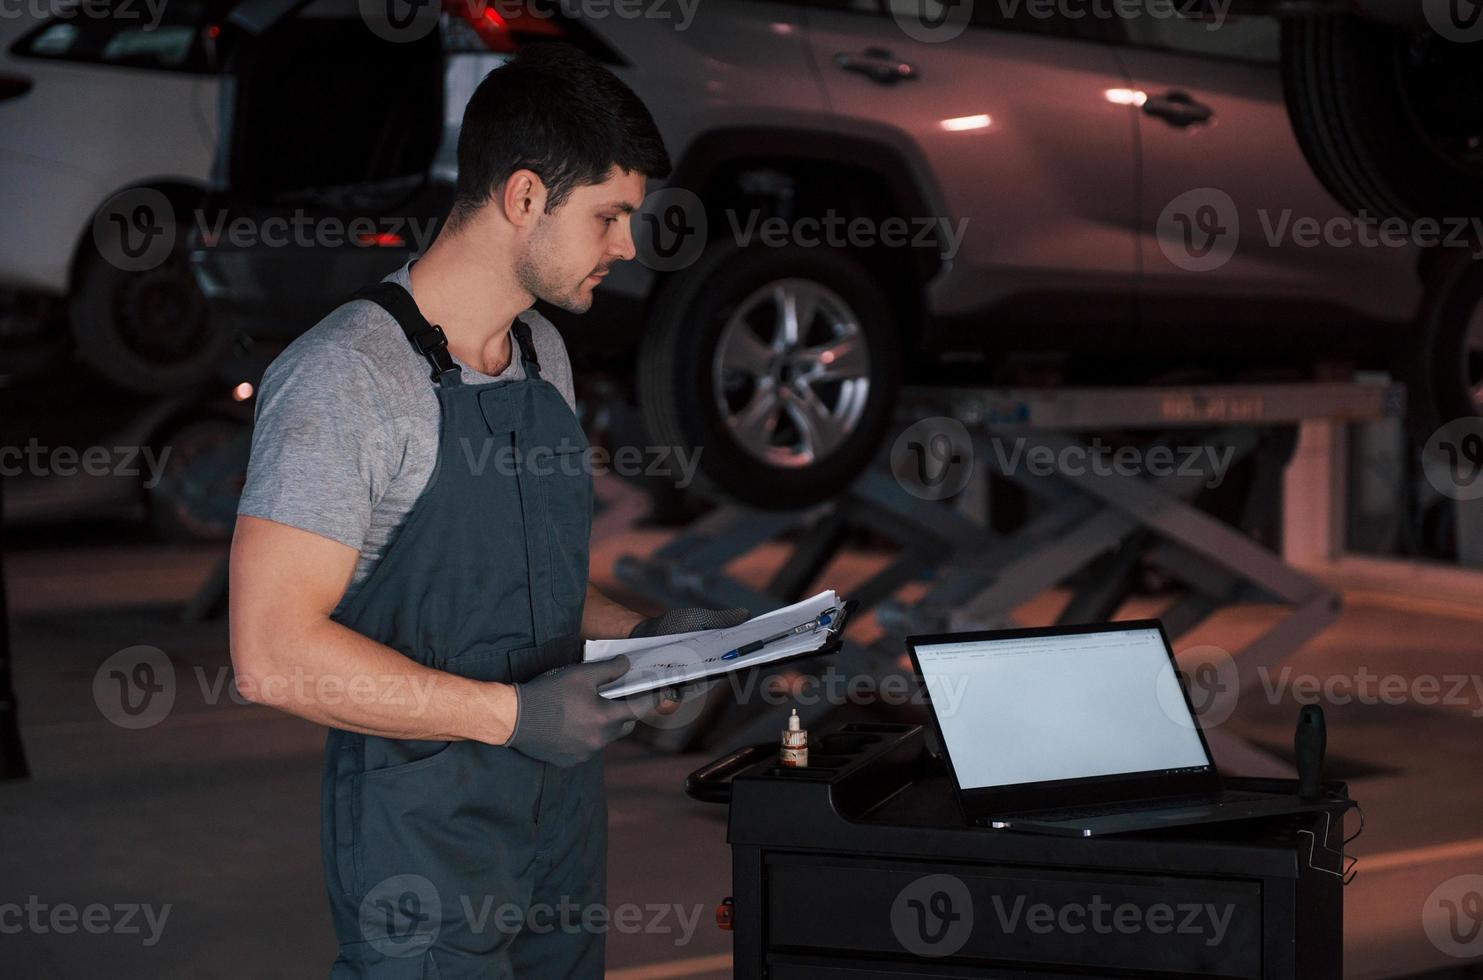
{"left": 2, "top": 0, "right": 1482, "bottom": 977}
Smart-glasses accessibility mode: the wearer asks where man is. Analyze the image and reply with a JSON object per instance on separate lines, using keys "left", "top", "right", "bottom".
{"left": 229, "top": 45, "right": 743, "bottom": 978}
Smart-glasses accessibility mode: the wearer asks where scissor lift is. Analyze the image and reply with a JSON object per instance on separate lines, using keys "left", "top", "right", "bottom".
{"left": 615, "top": 379, "right": 1404, "bottom": 753}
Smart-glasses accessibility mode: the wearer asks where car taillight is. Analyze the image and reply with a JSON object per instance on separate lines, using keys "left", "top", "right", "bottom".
{"left": 442, "top": 0, "right": 564, "bottom": 53}
{"left": 0, "top": 73, "right": 33, "bottom": 103}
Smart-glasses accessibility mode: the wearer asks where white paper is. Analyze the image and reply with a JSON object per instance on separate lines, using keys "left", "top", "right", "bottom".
{"left": 583, "top": 590, "right": 841, "bottom": 698}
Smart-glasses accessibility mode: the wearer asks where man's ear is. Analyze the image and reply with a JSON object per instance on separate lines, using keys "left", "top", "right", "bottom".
{"left": 502, "top": 169, "right": 548, "bottom": 228}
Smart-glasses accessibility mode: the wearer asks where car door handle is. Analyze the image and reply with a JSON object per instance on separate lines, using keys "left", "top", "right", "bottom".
{"left": 834, "top": 48, "right": 917, "bottom": 85}
{"left": 1142, "top": 90, "right": 1213, "bottom": 128}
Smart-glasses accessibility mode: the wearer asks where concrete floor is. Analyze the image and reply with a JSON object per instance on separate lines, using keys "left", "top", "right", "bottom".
{"left": 2, "top": 501, "right": 1482, "bottom": 978}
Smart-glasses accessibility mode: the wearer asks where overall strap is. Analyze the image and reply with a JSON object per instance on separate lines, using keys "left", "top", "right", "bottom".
{"left": 511, "top": 315, "right": 542, "bottom": 380}
{"left": 355, "top": 281, "right": 460, "bottom": 386}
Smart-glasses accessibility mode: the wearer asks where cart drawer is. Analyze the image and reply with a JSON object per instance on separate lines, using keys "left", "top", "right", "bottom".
{"left": 766, "top": 856, "right": 1263, "bottom": 978}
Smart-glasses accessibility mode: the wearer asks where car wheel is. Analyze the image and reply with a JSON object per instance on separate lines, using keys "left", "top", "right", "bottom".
{"left": 638, "top": 244, "right": 902, "bottom": 510}
{"left": 1404, "top": 253, "right": 1483, "bottom": 441}
{"left": 145, "top": 415, "right": 251, "bottom": 543}
{"left": 69, "top": 227, "right": 232, "bottom": 394}
{"left": 1282, "top": 14, "right": 1483, "bottom": 223}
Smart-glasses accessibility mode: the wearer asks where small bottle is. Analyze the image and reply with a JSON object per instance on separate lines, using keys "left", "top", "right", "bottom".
{"left": 779, "top": 708, "right": 808, "bottom": 768}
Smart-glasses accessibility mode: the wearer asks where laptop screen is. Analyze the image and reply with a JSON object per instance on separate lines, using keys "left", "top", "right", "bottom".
{"left": 913, "top": 625, "right": 1212, "bottom": 791}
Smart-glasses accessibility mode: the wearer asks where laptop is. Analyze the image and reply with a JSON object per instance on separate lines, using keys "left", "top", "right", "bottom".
{"left": 907, "top": 620, "right": 1328, "bottom": 837}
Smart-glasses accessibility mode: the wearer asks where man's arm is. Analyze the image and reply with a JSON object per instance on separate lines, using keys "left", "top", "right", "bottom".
{"left": 581, "top": 583, "right": 646, "bottom": 640}
{"left": 229, "top": 515, "right": 517, "bottom": 744}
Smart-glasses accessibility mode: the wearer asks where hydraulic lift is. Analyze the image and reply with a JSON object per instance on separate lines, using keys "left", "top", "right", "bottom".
{"left": 614, "top": 378, "right": 1404, "bottom": 754}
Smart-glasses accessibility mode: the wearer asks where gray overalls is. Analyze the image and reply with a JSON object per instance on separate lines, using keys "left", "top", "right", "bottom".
{"left": 320, "top": 281, "right": 603, "bottom": 978}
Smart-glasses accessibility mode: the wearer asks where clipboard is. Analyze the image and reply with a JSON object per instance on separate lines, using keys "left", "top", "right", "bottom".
{"left": 597, "top": 598, "right": 857, "bottom": 700}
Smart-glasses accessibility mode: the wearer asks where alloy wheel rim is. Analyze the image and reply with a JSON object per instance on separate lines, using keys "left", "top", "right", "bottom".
{"left": 711, "top": 278, "right": 872, "bottom": 468}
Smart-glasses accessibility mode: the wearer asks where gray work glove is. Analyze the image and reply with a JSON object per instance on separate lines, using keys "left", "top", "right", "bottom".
{"left": 629, "top": 607, "right": 750, "bottom": 711}
{"left": 506, "top": 655, "right": 639, "bottom": 767}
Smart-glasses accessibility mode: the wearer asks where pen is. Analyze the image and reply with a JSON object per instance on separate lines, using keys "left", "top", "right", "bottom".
{"left": 721, "top": 608, "right": 836, "bottom": 661}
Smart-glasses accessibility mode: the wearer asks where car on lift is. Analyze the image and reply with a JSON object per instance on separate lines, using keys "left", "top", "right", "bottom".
{"left": 190, "top": 0, "right": 1482, "bottom": 510}
{"left": 0, "top": 0, "right": 235, "bottom": 392}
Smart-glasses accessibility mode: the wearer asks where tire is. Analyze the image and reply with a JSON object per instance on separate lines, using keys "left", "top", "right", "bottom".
{"left": 1282, "top": 15, "right": 1483, "bottom": 223}
{"left": 145, "top": 415, "right": 251, "bottom": 543}
{"left": 1404, "top": 252, "right": 1483, "bottom": 441}
{"left": 69, "top": 221, "right": 231, "bottom": 394}
{"left": 638, "top": 244, "right": 902, "bottom": 510}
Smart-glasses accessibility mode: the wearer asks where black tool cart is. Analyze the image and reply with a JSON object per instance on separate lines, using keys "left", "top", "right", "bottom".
{"left": 687, "top": 722, "right": 1355, "bottom": 979}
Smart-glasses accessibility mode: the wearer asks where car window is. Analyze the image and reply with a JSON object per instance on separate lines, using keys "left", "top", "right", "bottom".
{"left": 1119, "top": 4, "right": 1280, "bottom": 64}
{"left": 12, "top": 0, "right": 219, "bottom": 72}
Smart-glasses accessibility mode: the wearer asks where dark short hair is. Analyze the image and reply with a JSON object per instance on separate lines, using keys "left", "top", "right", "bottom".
{"left": 449, "top": 43, "right": 671, "bottom": 227}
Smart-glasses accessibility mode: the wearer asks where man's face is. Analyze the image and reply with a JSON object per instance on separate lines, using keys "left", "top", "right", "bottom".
{"left": 516, "top": 166, "right": 644, "bottom": 314}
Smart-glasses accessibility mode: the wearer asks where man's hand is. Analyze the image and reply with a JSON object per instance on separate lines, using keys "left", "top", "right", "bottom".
{"left": 506, "top": 653, "right": 640, "bottom": 766}
{"left": 629, "top": 607, "right": 750, "bottom": 713}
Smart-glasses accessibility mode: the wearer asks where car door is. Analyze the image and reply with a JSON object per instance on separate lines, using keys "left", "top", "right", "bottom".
{"left": 801, "top": 0, "right": 1141, "bottom": 353}
{"left": 1105, "top": 3, "right": 1423, "bottom": 346}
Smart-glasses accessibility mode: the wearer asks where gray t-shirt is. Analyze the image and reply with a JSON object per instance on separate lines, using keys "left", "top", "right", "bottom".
{"left": 238, "top": 262, "right": 577, "bottom": 611}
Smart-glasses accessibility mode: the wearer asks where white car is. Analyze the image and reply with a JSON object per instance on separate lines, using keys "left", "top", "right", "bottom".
{"left": 0, "top": 0, "right": 223, "bottom": 390}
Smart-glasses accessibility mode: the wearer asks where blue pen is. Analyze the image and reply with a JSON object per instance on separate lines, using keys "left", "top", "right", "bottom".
{"left": 721, "top": 608, "right": 836, "bottom": 661}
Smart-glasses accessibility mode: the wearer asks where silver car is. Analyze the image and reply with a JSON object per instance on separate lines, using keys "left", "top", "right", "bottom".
{"left": 192, "top": 0, "right": 1481, "bottom": 507}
